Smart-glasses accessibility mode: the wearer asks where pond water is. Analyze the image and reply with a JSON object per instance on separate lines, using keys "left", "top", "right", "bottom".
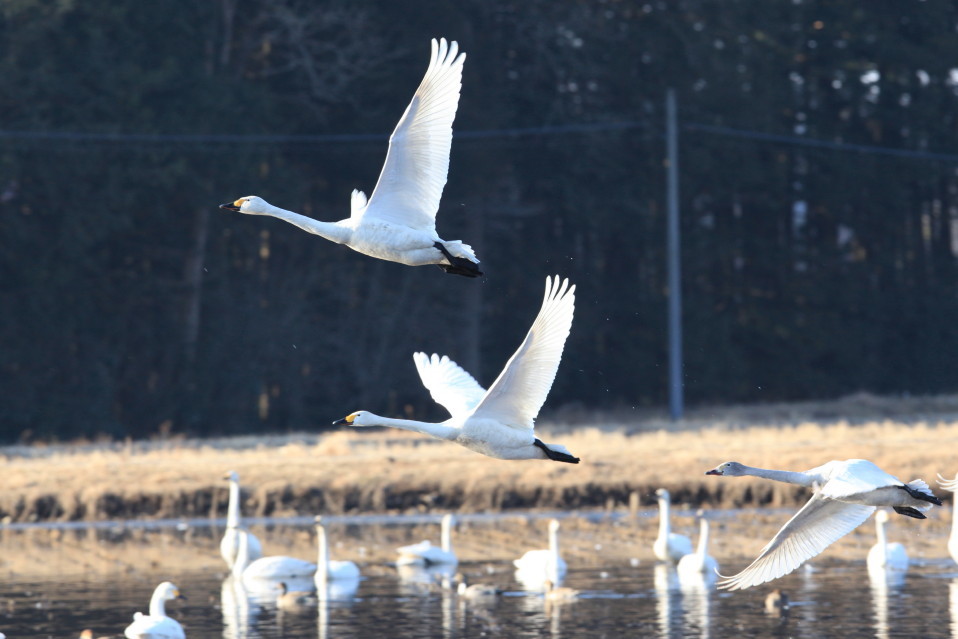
{"left": 1, "top": 517, "right": 957, "bottom": 638}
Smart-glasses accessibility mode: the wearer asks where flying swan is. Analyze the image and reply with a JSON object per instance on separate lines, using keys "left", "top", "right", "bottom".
{"left": 705, "top": 459, "right": 940, "bottom": 590}
{"left": 123, "top": 582, "right": 186, "bottom": 639}
{"left": 334, "top": 275, "right": 579, "bottom": 463}
{"left": 221, "top": 470, "right": 263, "bottom": 569}
{"left": 220, "top": 38, "right": 481, "bottom": 277}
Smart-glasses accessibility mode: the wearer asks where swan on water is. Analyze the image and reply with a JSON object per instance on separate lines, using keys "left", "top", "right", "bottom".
{"left": 653, "top": 488, "right": 693, "bottom": 562}
{"left": 314, "top": 516, "right": 361, "bottom": 600}
{"left": 233, "top": 528, "right": 316, "bottom": 592}
{"left": 220, "top": 470, "right": 263, "bottom": 569}
{"left": 676, "top": 510, "right": 719, "bottom": 581}
{"left": 514, "top": 519, "right": 568, "bottom": 590}
{"left": 705, "top": 459, "right": 941, "bottom": 590}
{"left": 123, "top": 582, "right": 185, "bottom": 639}
{"left": 220, "top": 39, "right": 480, "bottom": 277}
{"left": 397, "top": 514, "right": 458, "bottom": 567}
{"left": 867, "top": 509, "right": 909, "bottom": 575}
{"left": 938, "top": 473, "right": 958, "bottom": 565}
{"left": 334, "top": 276, "right": 579, "bottom": 463}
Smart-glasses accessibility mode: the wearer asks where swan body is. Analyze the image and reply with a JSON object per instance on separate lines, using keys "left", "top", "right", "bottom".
{"left": 335, "top": 276, "right": 579, "bottom": 463}
{"left": 123, "top": 582, "right": 185, "bottom": 639}
{"left": 677, "top": 513, "right": 719, "bottom": 579}
{"left": 938, "top": 473, "right": 958, "bottom": 564}
{"left": 314, "top": 516, "right": 361, "bottom": 594}
{"left": 653, "top": 488, "right": 693, "bottom": 562}
{"left": 397, "top": 514, "right": 458, "bottom": 567}
{"left": 220, "top": 470, "right": 263, "bottom": 569}
{"left": 867, "top": 509, "right": 909, "bottom": 574}
{"left": 233, "top": 528, "right": 316, "bottom": 591}
{"left": 514, "top": 519, "right": 568, "bottom": 590}
{"left": 220, "top": 39, "right": 480, "bottom": 277}
{"left": 705, "top": 459, "right": 940, "bottom": 590}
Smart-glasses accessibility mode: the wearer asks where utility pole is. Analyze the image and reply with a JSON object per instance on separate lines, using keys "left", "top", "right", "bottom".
{"left": 666, "top": 89, "right": 684, "bottom": 420}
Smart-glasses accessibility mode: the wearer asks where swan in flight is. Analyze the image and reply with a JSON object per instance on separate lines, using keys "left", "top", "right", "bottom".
{"left": 334, "top": 275, "right": 579, "bottom": 463}
{"left": 314, "top": 516, "right": 361, "bottom": 599}
{"left": 221, "top": 470, "right": 263, "bottom": 569}
{"left": 705, "top": 459, "right": 940, "bottom": 590}
{"left": 123, "top": 582, "right": 185, "bottom": 639}
{"left": 867, "top": 509, "right": 909, "bottom": 574}
{"left": 396, "top": 514, "right": 458, "bottom": 567}
{"left": 653, "top": 488, "right": 693, "bottom": 562}
{"left": 514, "top": 519, "right": 568, "bottom": 590}
{"left": 676, "top": 511, "right": 719, "bottom": 581}
{"left": 220, "top": 38, "right": 480, "bottom": 277}
{"left": 938, "top": 473, "right": 958, "bottom": 565}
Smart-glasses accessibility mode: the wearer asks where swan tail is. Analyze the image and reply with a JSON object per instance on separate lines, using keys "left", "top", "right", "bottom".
{"left": 433, "top": 241, "right": 482, "bottom": 277}
{"left": 533, "top": 439, "right": 580, "bottom": 464}
{"left": 899, "top": 479, "right": 942, "bottom": 506}
{"left": 350, "top": 189, "right": 368, "bottom": 217}
{"left": 892, "top": 506, "right": 926, "bottom": 519}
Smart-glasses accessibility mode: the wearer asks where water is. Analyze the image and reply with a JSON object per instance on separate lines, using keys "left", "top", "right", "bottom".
{"left": 1, "top": 518, "right": 956, "bottom": 638}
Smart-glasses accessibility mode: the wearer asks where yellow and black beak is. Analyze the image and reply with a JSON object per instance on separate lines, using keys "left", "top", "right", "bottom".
{"left": 219, "top": 198, "right": 244, "bottom": 212}
{"left": 332, "top": 414, "right": 355, "bottom": 426}
{"left": 174, "top": 589, "right": 187, "bottom": 601}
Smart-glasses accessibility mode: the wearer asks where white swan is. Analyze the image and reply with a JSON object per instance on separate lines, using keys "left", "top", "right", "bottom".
{"left": 123, "top": 582, "right": 185, "bottom": 639}
{"left": 334, "top": 276, "right": 578, "bottom": 463}
{"left": 314, "top": 516, "right": 360, "bottom": 598}
{"left": 397, "top": 514, "right": 458, "bottom": 567}
{"left": 937, "top": 473, "right": 958, "bottom": 564}
{"left": 653, "top": 488, "right": 693, "bottom": 562}
{"left": 220, "top": 470, "right": 263, "bottom": 569}
{"left": 705, "top": 459, "right": 941, "bottom": 590}
{"left": 677, "top": 511, "right": 719, "bottom": 581}
{"left": 220, "top": 39, "right": 480, "bottom": 278}
{"left": 514, "top": 518, "right": 568, "bottom": 590}
{"left": 234, "top": 528, "right": 316, "bottom": 591}
{"left": 867, "top": 509, "right": 909, "bottom": 574}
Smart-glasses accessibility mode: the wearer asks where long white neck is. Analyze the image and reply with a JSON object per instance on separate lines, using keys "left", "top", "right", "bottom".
{"left": 441, "top": 516, "right": 454, "bottom": 553}
{"left": 261, "top": 203, "right": 351, "bottom": 245}
{"left": 227, "top": 480, "right": 241, "bottom": 528}
{"left": 149, "top": 590, "right": 168, "bottom": 617}
{"left": 548, "top": 524, "right": 561, "bottom": 582}
{"left": 316, "top": 525, "right": 329, "bottom": 588}
{"left": 657, "top": 498, "right": 671, "bottom": 539}
{"left": 951, "top": 499, "right": 958, "bottom": 543}
{"left": 696, "top": 518, "right": 710, "bottom": 556}
{"left": 232, "top": 530, "right": 250, "bottom": 577}
{"left": 364, "top": 414, "right": 459, "bottom": 441}
{"left": 742, "top": 465, "right": 816, "bottom": 487}
{"left": 876, "top": 517, "right": 888, "bottom": 562}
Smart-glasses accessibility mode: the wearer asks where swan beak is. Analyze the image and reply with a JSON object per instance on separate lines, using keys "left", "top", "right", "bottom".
{"left": 219, "top": 202, "right": 241, "bottom": 212}
{"left": 705, "top": 469, "right": 722, "bottom": 475}
{"left": 332, "top": 418, "right": 349, "bottom": 425}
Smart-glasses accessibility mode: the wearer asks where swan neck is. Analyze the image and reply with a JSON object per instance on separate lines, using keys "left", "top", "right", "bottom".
{"left": 368, "top": 415, "right": 458, "bottom": 441}
{"left": 149, "top": 590, "right": 167, "bottom": 617}
{"left": 265, "top": 204, "right": 350, "bottom": 244}
{"left": 697, "top": 519, "right": 710, "bottom": 555}
{"left": 441, "top": 518, "right": 453, "bottom": 553}
{"left": 232, "top": 530, "right": 249, "bottom": 577}
{"left": 316, "top": 525, "right": 329, "bottom": 585}
{"left": 657, "top": 498, "right": 671, "bottom": 537}
{"left": 744, "top": 466, "right": 815, "bottom": 487}
{"left": 951, "top": 504, "right": 958, "bottom": 540}
{"left": 227, "top": 480, "right": 241, "bottom": 528}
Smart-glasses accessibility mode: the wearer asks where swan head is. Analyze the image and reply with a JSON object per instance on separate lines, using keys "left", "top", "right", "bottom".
{"left": 223, "top": 470, "right": 239, "bottom": 482}
{"left": 876, "top": 509, "right": 890, "bottom": 524}
{"left": 155, "top": 581, "right": 185, "bottom": 602}
{"left": 548, "top": 519, "right": 561, "bottom": 533}
{"left": 655, "top": 488, "right": 671, "bottom": 501}
{"left": 219, "top": 195, "right": 271, "bottom": 215}
{"left": 333, "top": 411, "right": 375, "bottom": 427}
{"left": 705, "top": 461, "right": 747, "bottom": 477}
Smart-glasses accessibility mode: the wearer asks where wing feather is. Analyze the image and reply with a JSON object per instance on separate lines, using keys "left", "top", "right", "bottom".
{"left": 937, "top": 473, "right": 958, "bottom": 491}
{"left": 470, "top": 276, "right": 575, "bottom": 431}
{"left": 413, "top": 352, "right": 486, "bottom": 418}
{"left": 360, "top": 38, "right": 465, "bottom": 230}
{"left": 718, "top": 495, "right": 875, "bottom": 591}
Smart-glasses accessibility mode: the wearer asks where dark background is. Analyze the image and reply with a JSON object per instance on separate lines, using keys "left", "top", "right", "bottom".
{"left": 3, "top": 0, "right": 958, "bottom": 442}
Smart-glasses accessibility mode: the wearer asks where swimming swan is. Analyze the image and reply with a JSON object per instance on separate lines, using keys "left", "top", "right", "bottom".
{"left": 123, "top": 581, "right": 185, "bottom": 639}
{"left": 706, "top": 459, "right": 940, "bottom": 590}
{"left": 334, "top": 276, "right": 579, "bottom": 463}
{"left": 676, "top": 511, "right": 719, "bottom": 579}
{"left": 867, "top": 509, "right": 909, "bottom": 574}
{"left": 514, "top": 519, "right": 568, "bottom": 590}
{"left": 221, "top": 470, "right": 263, "bottom": 569}
{"left": 397, "top": 513, "right": 458, "bottom": 567}
{"left": 220, "top": 39, "right": 480, "bottom": 277}
{"left": 937, "top": 473, "right": 958, "bottom": 564}
{"left": 653, "top": 488, "right": 693, "bottom": 562}
{"left": 314, "top": 516, "right": 361, "bottom": 590}
{"left": 234, "top": 528, "right": 316, "bottom": 588}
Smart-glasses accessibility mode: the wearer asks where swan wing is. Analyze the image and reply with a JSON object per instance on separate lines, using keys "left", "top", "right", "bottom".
{"left": 718, "top": 494, "right": 875, "bottom": 591}
{"left": 413, "top": 352, "right": 486, "bottom": 418}
{"left": 937, "top": 473, "right": 958, "bottom": 491}
{"left": 470, "top": 276, "right": 575, "bottom": 430}
{"left": 819, "top": 459, "right": 901, "bottom": 498}
{"left": 360, "top": 38, "right": 465, "bottom": 231}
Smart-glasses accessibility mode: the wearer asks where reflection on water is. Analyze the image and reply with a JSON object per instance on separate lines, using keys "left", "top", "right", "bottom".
{"left": 951, "top": 578, "right": 958, "bottom": 639}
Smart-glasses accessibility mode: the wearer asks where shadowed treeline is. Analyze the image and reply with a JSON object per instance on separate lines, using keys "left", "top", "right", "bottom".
{"left": 4, "top": 1, "right": 958, "bottom": 440}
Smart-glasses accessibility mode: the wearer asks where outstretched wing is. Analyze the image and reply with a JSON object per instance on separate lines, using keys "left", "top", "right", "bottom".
{"left": 470, "top": 276, "right": 575, "bottom": 431}
{"left": 718, "top": 494, "right": 875, "bottom": 591}
{"left": 360, "top": 38, "right": 465, "bottom": 231}
{"left": 413, "top": 352, "right": 486, "bottom": 418}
